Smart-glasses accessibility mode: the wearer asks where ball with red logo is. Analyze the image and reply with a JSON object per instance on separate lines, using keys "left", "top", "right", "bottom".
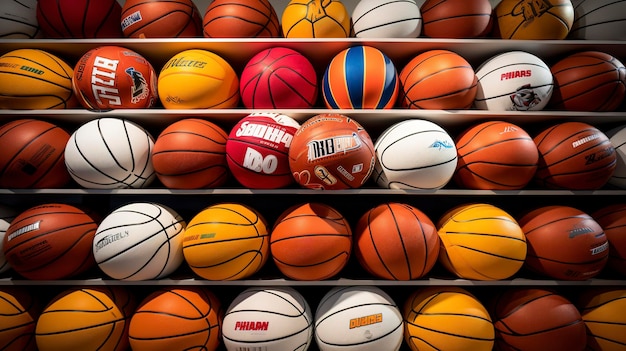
{"left": 226, "top": 112, "right": 301, "bottom": 189}
{"left": 72, "top": 45, "right": 158, "bottom": 109}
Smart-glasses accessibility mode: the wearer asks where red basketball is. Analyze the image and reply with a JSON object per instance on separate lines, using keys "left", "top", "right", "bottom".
{"left": 399, "top": 49, "right": 477, "bottom": 109}
{"left": 533, "top": 122, "right": 616, "bottom": 189}
{"left": 270, "top": 202, "right": 351, "bottom": 280}
{"left": 421, "top": 0, "right": 493, "bottom": 38}
{"left": 2, "top": 203, "right": 99, "bottom": 280}
{"left": 354, "top": 202, "right": 439, "bottom": 280}
{"left": 152, "top": 119, "right": 229, "bottom": 189}
{"left": 36, "top": 0, "right": 123, "bottom": 38}
{"left": 240, "top": 47, "right": 318, "bottom": 109}
{"left": 288, "top": 114, "right": 376, "bottom": 190}
{"left": 0, "top": 119, "right": 70, "bottom": 189}
{"left": 592, "top": 204, "right": 626, "bottom": 276}
{"left": 550, "top": 51, "right": 626, "bottom": 112}
{"left": 121, "top": 0, "right": 202, "bottom": 38}
{"left": 202, "top": 0, "right": 280, "bottom": 38}
{"left": 72, "top": 46, "right": 158, "bottom": 109}
{"left": 226, "top": 112, "right": 300, "bottom": 189}
{"left": 490, "top": 288, "right": 587, "bottom": 351}
{"left": 518, "top": 205, "right": 609, "bottom": 281}
{"left": 454, "top": 121, "right": 539, "bottom": 190}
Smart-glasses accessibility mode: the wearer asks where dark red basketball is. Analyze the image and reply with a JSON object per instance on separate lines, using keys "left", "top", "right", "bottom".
{"left": 36, "top": 0, "right": 123, "bottom": 38}
{"left": 592, "top": 204, "right": 626, "bottom": 276}
{"left": 121, "top": 0, "right": 202, "bottom": 38}
{"left": 202, "top": 0, "right": 280, "bottom": 38}
{"left": 421, "top": 0, "right": 493, "bottom": 38}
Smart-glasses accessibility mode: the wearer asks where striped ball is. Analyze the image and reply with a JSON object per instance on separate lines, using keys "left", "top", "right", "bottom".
{"left": 322, "top": 45, "right": 399, "bottom": 109}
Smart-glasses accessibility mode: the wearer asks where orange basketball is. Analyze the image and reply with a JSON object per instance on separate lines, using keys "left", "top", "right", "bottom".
{"left": 270, "top": 202, "right": 352, "bottom": 280}
{"left": 421, "top": 0, "right": 493, "bottom": 38}
{"left": 399, "top": 49, "right": 477, "bottom": 109}
{"left": 0, "top": 286, "right": 41, "bottom": 351}
{"left": 533, "top": 122, "right": 616, "bottom": 189}
{"left": 152, "top": 118, "right": 229, "bottom": 189}
{"left": 121, "top": 0, "right": 202, "bottom": 38}
{"left": 0, "top": 119, "right": 71, "bottom": 189}
{"left": 550, "top": 51, "right": 626, "bottom": 112}
{"left": 577, "top": 288, "right": 626, "bottom": 351}
{"left": 454, "top": 121, "right": 539, "bottom": 190}
{"left": 129, "top": 286, "right": 222, "bottom": 351}
{"left": 592, "top": 204, "right": 626, "bottom": 276}
{"left": 354, "top": 202, "right": 439, "bottom": 280}
{"left": 494, "top": 0, "right": 575, "bottom": 39}
{"left": 2, "top": 203, "right": 99, "bottom": 280}
{"left": 519, "top": 205, "right": 609, "bottom": 280}
{"left": 202, "top": 0, "right": 280, "bottom": 38}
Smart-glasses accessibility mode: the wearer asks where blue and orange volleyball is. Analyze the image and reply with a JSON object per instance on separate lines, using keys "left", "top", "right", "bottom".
{"left": 322, "top": 45, "right": 399, "bottom": 109}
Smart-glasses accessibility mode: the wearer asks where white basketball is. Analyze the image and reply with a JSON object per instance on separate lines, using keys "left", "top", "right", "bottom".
{"left": 474, "top": 51, "right": 554, "bottom": 111}
{"left": 352, "top": 0, "right": 422, "bottom": 38}
{"left": 64, "top": 118, "right": 156, "bottom": 189}
{"left": 0, "top": 0, "right": 40, "bottom": 38}
{"left": 606, "top": 124, "right": 626, "bottom": 188}
{"left": 314, "top": 286, "right": 403, "bottom": 351}
{"left": 93, "top": 202, "right": 185, "bottom": 281}
{"left": 0, "top": 204, "right": 17, "bottom": 274}
{"left": 569, "top": 0, "right": 626, "bottom": 40}
{"left": 373, "top": 119, "right": 457, "bottom": 189}
{"left": 222, "top": 286, "right": 313, "bottom": 351}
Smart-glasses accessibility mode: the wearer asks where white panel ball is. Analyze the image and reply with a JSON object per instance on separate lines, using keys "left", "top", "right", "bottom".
{"left": 0, "top": 0, "right": 40, "bottom": 38}
{"left": 569, "top": 0, "right": 626, "bottom": 40}
{"left": 315, "top": 286, "right": 403, "bottom": 351}
{"left": 373, "top": 119, "right": 457, "bottom": 189}
{"left": 93, "top": 202, "right": 185, "bottom": 281}
{"left": 352, "top": 0, "right": 422, "bottom": 38}
{"left": 607, "top": 124, "right": 626, "bottom": 188}
{"left": 0, "top": 204, "right": 17, "bottom": 274}
{"left": 65, "top": 118, "right": 155, "bottom": 189}
{"left": 474, "top": 51, "right": 554, "bottom": 111}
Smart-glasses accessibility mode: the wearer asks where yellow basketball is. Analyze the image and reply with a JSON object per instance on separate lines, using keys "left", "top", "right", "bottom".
{"left": 281, "top": 0, "right": 351, "bottom": 38}
{"left": 437, "top": 203, "right": 527, "bottom": 280}
{"left": 158, "top": 49, "right": 239, "bottom": 109}
{"left": 0, "top": 287, "right": 40, "bottom": 351}
{"left": 182, "top": 202, "right": 269, "bottom": 280}
{"left": 494, "top": 0, "right": 574, "bottom": 39}
{"left": 403, "top": 286, "right": 494, "bottom": 351}
{"left": 578, "top": 288, "right": 626, "bottom": 351}
{"left": 0, "top": 49, "right": 77, "bottom": 109}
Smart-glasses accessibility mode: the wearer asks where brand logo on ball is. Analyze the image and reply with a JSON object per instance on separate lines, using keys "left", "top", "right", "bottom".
{"left": 510, "top": 84, "right": 541, "bottom": 111}
{"left": 500, "top": 125, "right": 519, "bottom": 134}
{"left": 125, "top": 67, "right": 149, "bottom": 104}
{"left": 429, "top": 140, "right": 454, "bottom": 150}
{"left": 162, "top": 56, "right": 207, "bottom": 69}
{"left": 572, "top": 133, "right": 601, "bottom": 148}
{"left": 7, "top": 220, "right": 41, "bottom": 241}
{"left": 243, "top": 147, "right": 278, "bottom": 174}
{"left": 590, "top": 242, "right": 609, "bottom": 255}
{"left": 121, "top": 10, "right": 142, "bottom": 30}
{"left": 568, "top": 225, "right": 594, "bottom": 238}
{"left": 94, "top": 230, "right": 129, "bottom": 252}
{"left": 235, "top": 121, "right": 294, "bottom": 149}
{"left": 585, "top": 146, "right": 615, "bottom": 165}
{"left": 500, "top": 70, "right": 532, "bottom": 81}
{"left": 307, "top": 132, "right": 362, "bottom": 161}
{"left": 511, "top": 0, "right": 553, "bottom": 21}
{"left": 349, "top": 313, "right": 383, "bottom": 329}
{"left": 90, "top": 56, "right": 122, "bottom": 106}
{"left": 314, "top": 166, "right": 337, "bottom": 185}
{"left": 234, "top": 321, "right": 269, "bottom": 331}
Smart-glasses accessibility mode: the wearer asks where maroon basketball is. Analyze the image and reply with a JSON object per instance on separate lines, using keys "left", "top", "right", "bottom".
{"left": 421, "top": 0, "right": 493, "bottom": 38}
{"left": 37, "top": 0, "right": 123, "bottom": 38}
{"left": 592, "top": 204, "right": 626, "bottom": 276}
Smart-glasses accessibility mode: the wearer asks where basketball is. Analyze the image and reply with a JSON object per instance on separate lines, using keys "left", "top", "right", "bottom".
{"left": 226, "top": 112, "right": 300, "bottom": 189}
{"left": 314, "top": 286, "right": 404, "bottom": 351}
{"left": 203, "top": 0, "right": 280, "bottom": 38}
{"left": 454, "top": 121, "right": 539, "bottom": 190}
{"left": 64, "top": 118, "right": 156, "bottom": 189}
{"left": 222, "top": 286, "right": 313, "bottom": 351}
{"left": 519, "top": 205, "right": 609, "bottom": 280}
{"left": 183, "top": 203, "right": 269, "bottom": 280}
{"left": 322, "top": 45, "right": 399, "bottom": 109}
{"left": 0, "top": 49, "right": 77, "bottom": 109}
{"left": 2, "top": 203, "right": 98, "bottom": 280}
{"left": 490, "top": 288, "right": 586, "bottom": 351}
{"left": 73, "top": 45, "right": 158, "bottom": 109}
{"left": 93, "top": 202, "right": 186, "bottom": 281}
{"left": 0, "top": 205, "right": 16, "bottom": 274}
{"left": 578, "top": 288, "right": 626, "bottom": 351}
{"left": 421, "top": 0, "right": 493, "bottom": 38}
{"left": 0, "top": 0, "right": 40, "bottom": 38}
{"left": 494, "top": 0, "right": 574, "bottom": 39}
{"left": 354, "top": 202, "right": 439, "bottom": 280}
{"left": 399, "top": 49, "right": 477, "bottom": 109}
{"left": 474, "top": 51, "right": 554, "bottom": 111}
{"left": 239, "top": 47, "right": 318, "bottom": 109}
{"left": 437, "top": 203, "right": 527, "bottom": 280}
{"left": 0, "top": 119, "right": 71, "bottom": 188}
{"left": 403, "top": 286, "right": 494, "bottom": 351}
{"left": 129, "top": 286, "right": 222, "bottom": 351}
{"left": 550, "top": 51, "right": 626, "bottom": 112}
{"left": 36, "top": 0, "right": 123, "bottom": 38}
{"left": 121, "top": 0, "right": 202, "bottom": 38}
{"left": 281, "top": 0, "right": 351, "bottom": 38}
{"left": 533, "top": 122, "right": 616, "bottom": 189}
{"left": 35, "top": 286, "right": 135, "bottom": 351}
{"left": 373, "top": 119, "right": 457, "bottom": 190}
{"left": 0, "top": 287, "right": 40, "bottom": 351}
{"left": 592, "top": 204, "right": 626, "bottom": 276}
{"left": 289, "top": 114, "right": 376, "bottom": 190}
{"left": 352, "top": 0, "right": 422, "bottom": 38}
{"left": 158, "top": 49, "right": 239, "bottom": 109}
{"left": 569, "top": 0, "right": 626, "bottom": 40}
{"left": 152, "top": 118, "right": 229, "bottom": 189}
{"left": 606, "top": 124, "right": 626, "bottom": 188}
{"left": 270, "top": 202, "right": 351, "bottom": 281}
